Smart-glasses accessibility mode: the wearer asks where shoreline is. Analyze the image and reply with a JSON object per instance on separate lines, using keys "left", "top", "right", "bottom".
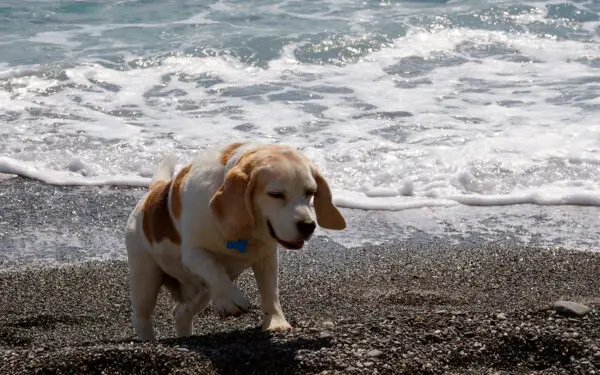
{"left": 1, "top": 245, "right": 600, "bottom": 374}
{"left": 2, "top": 177, "right": 600, "bottom": 271}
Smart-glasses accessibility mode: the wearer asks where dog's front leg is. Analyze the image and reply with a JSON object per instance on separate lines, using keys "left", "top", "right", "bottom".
{"left": 181, "top": 245, "right": 251, "bottom": 317}
{"left": 252, "top": 249, "right": 291, "bottom": 332}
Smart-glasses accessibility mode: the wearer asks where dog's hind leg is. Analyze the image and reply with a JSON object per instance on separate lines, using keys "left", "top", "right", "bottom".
{"left": 127, "top": 251, "right": 164, "bottom": 342}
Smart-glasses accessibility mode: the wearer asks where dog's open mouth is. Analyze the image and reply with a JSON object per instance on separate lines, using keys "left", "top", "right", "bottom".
{"left": 267, "top": 221, "right": 304, "bottom": 250}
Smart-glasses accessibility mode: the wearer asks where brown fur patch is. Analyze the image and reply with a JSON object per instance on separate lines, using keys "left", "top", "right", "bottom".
{"left": 148, "top": 181, "right": 163, "bottom": 190}
{"left": 209, "top": 167, "right": 255, "bottom": 240}
{"left": 219, "top": 142, "right": 246, "bottom": 165}
{"left": 142, "top": 181, "right": 181, "bottom": 245}
{"left": 170, "top": 165, "right": 191, "bottom": 220}
{"left": 313, "top": 169, "right": 346, "bottom": 230}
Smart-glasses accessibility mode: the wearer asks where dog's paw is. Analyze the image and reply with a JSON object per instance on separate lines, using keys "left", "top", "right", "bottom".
{"left": 212, "top": 286, "right": 251, "bottom": 317}
{"left": 262, "top": 314, "right": 292, "bottom": 332}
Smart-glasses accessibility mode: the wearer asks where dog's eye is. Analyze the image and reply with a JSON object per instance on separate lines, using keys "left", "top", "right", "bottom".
{"left": 305, "top": 190, "right": 316, "bottom": 198}
{"left": 267, "top": 192, "right": 286, "bottom": 199}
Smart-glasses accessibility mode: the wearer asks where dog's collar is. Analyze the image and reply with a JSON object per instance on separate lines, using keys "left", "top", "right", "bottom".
{"left": 226, "top": 239, "right": 248, "bottom": 253}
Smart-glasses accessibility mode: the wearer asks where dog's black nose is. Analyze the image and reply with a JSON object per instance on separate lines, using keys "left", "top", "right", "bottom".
{"left": 296, "top": 220, "right": 316, "bottom": 237}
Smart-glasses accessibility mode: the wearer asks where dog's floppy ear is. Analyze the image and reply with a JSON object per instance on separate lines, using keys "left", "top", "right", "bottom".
{"left": 312, "top": 167, "right": 346, "bottom": 230}
{"left": 209, "top": 166, "right": 256, "bottom": 240}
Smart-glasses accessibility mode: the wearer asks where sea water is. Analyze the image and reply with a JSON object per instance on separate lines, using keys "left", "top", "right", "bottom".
{"left": 1, "top": 0, "right": 600, "bottom": 262}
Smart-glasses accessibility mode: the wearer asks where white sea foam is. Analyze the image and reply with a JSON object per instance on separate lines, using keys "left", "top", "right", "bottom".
{"left": 0, "top": 156, "right": 149, "bottom": 187}
{"left": 2, "top": 0, "right": 600, "bottom": 212}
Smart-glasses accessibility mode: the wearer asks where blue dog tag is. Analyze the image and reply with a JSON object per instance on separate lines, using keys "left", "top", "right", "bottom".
{"left": 226, "top": 240, "right": 248, "bottom": 254}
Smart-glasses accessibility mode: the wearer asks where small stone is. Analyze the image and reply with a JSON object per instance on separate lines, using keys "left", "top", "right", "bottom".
{"left": 367, "top": 349, "right": 383, "bottom": 358}
{"left": 496, "top": 313, "right": 507, "bottom": 320}
{"left": 594, "top": 352, "right": 600, "bottom": 360}
{"left": 364, "top": 361, "right": 374, "bottom": 367}
{"left": 553, "top": 301, "right": 591, "bottom": 317}
{"left": 322, "top": 321, "right": 335, "bottom": 329}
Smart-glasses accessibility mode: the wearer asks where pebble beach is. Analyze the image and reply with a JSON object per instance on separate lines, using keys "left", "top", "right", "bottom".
{"left": 1, "top": 178, "right": 599, "bottom": 374}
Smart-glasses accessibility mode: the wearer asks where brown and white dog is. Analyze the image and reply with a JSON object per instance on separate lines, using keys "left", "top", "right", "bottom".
{"left": 125, "top": 142, "right": 346, "bottom": 341}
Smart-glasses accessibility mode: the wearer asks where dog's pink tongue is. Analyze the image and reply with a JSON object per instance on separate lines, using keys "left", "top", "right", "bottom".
{"left": 279, "top": 239, "right": 305, "bottom": 250}
{"left": 286, "top": 240, "right": 304, "bottom": 249}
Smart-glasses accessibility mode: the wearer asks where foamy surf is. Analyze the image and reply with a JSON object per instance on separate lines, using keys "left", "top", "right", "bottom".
{"left": 2, "top": 0, "right": 600, "bottom": 214}
{"left": 4, "top": 154, "right": 600, "bottom": 211}
{"left": 337, "top": 187, "right": 600, "bottom": 210}
{"left": 0, "top": 157, "right": 149, "bottom": 187}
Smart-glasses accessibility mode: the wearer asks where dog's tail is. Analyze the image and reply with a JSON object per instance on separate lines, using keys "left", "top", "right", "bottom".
{"left": 150, "top": 154, "right": 178, "bottom": 189}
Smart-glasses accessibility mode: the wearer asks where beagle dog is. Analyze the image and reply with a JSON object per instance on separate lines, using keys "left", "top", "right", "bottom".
{"left": 125, "top": 142, "right": 346, "bottom": 341}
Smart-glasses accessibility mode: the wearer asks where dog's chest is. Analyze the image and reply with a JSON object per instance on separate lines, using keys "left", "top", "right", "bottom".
{"left": 217, "top": 254, "right": 255, "bottom": 278}
{"left": 150, "top": 240, "right": 271, "bottom": 281}
{"left": 206, "top": 243, "right": 271, "bottom": 276}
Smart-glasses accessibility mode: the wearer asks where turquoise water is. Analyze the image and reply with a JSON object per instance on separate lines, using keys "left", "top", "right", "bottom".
{"left": 1, "top": 0, "right": 600, "bottom": 208}
{"left": 2, "top": 0, "right": 600, "bottom": 265}
{"left": 3, "top": 1, "right": 598, "bottom": 67}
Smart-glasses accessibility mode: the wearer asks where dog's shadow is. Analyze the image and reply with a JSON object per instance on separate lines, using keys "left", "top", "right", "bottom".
{"left": 160, "top": 326, "right": 331, "bottom": 374}
{"left": 76, "top": 326, "right": 331, "bottom": 374}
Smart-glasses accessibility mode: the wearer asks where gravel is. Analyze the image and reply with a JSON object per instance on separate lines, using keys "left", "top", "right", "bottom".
{"left": 1, "top": 245, "right": 600, "bottom": 374}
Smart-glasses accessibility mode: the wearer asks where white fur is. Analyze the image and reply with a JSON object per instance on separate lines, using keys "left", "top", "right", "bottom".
{"left": 125, "top": 143, "right": 345, "bottom": 341}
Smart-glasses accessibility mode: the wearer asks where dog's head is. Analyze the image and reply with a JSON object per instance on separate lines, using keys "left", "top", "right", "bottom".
{"left": 209, "top": 144, "right": 346, "bottom": 249}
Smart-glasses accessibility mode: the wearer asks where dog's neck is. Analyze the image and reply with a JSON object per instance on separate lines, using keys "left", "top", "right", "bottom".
{"left": 224, "top": 226, "right": 278, "bottom": 256}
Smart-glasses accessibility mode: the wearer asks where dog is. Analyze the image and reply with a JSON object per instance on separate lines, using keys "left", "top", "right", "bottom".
{"left": 125, "top": 142, "right": 346, "bottom": 341}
